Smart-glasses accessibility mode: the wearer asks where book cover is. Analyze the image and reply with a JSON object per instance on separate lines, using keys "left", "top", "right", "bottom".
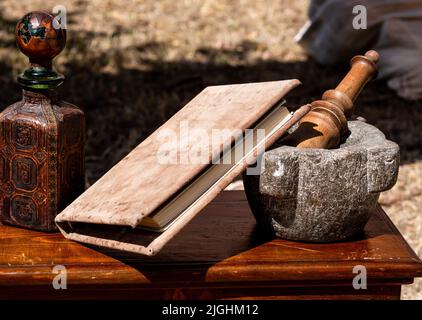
{"left": 55, "top": 79, "right": 308, "bottom": 255}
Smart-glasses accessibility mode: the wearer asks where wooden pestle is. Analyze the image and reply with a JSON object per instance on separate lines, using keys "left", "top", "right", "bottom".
{"left": 284, "top": 50, "right": 379, "bottom": 149}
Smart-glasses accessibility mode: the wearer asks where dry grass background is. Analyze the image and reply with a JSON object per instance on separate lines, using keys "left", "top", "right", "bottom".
{"left": 0, "top": 0, "right": 420, "bottom": 299}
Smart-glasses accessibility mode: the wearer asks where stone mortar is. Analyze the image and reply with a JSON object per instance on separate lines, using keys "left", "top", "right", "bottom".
{"left": 243, "top": 120, "right": 400, "bottom": 242}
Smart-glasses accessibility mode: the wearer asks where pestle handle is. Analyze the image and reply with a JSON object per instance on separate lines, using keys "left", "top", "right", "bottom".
{"left": 336, "top": 50, "right": 379, "bottom": 103}
{"left": 283, "top": 50, "right": 379, "bottom": 149}
{"left": 324, "top": 50, "right": 379, "bottom": 117}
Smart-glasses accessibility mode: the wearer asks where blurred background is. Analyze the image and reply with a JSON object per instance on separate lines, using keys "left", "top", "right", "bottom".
{"left": 0, "top": 0, "right": 420, "bottom": 299}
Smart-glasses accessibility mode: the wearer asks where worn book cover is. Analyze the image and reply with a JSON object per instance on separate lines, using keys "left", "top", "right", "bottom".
{"left": 55, "top": 79, "right": 308, "bottom": 255}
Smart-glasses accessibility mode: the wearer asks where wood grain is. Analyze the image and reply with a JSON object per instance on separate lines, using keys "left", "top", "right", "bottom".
{"left": 0, "top": 191, "right": 421, "bottom": 299}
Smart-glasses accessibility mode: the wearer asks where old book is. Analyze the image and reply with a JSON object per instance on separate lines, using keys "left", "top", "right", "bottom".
{"left": 139, "top": 102, "right": 290, "bottom": 232}
{"left": 55, "top": 80, "right": 309, "bottom": 256}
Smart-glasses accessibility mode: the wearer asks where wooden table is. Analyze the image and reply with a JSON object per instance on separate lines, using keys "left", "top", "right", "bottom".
{"left": 0, "top": 191, "right": 421, "bottom": 300}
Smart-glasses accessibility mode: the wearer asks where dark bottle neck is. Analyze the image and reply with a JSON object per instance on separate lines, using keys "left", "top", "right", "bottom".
{"left": 22, "top": 89, "right": 58, "bottom": 104}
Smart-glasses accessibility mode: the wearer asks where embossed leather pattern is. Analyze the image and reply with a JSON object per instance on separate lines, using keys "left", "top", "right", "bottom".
{"left": 0, "top": 90, "right": 85, "bottom": 231}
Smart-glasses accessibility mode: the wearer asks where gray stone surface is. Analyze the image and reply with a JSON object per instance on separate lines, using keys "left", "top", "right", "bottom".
{"left": 243, "top": 120, "right": 400, "bottom": 242}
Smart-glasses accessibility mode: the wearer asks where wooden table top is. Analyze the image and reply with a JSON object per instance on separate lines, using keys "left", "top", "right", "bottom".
{"left": 0, "top": 191, "right": 421, "bottom": 289}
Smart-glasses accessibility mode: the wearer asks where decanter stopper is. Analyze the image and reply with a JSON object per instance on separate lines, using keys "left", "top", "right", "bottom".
{"left": 15, "top": 11, "right": 66, "bottom": 90}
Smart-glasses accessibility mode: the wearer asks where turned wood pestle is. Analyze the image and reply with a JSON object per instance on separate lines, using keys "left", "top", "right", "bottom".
{"left": 284, "top": 50, "right": 379, "bottom": 149}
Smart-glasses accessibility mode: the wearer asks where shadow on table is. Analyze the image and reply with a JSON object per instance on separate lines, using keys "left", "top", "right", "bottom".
{"left": 83, "top": 212, "right": 270, "bottom": 283}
